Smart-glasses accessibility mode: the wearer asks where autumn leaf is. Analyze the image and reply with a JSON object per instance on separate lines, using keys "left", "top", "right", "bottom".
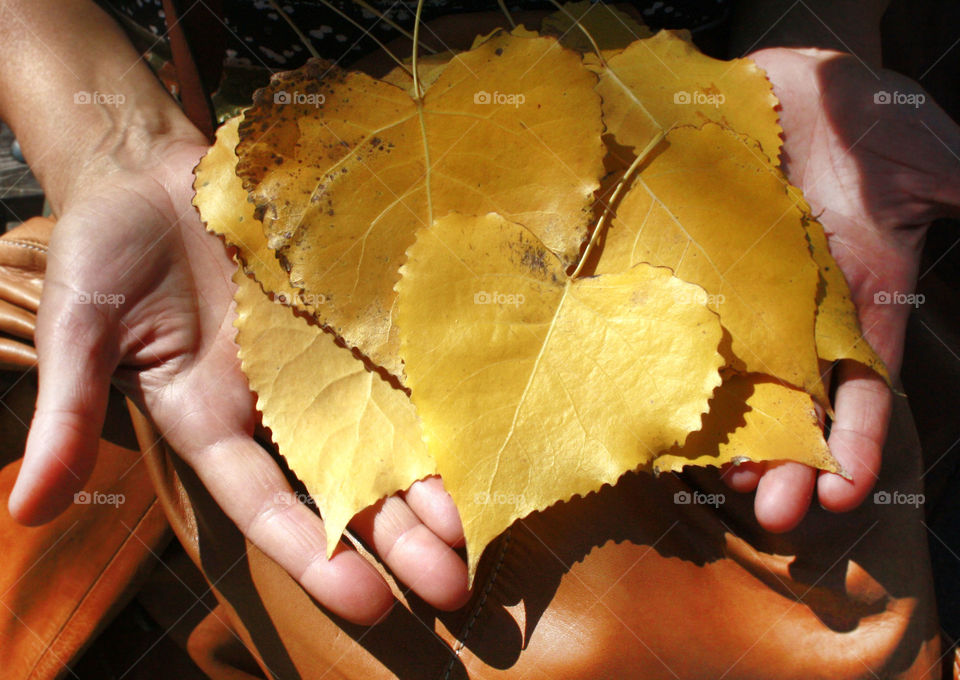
{"left": 540, "top": 0, "right": 651, "bottom": 52}
{"left": 235, "top": 32, "right": 605, "bottom": 379}
{"left": 799, "top": 200, "right": 890, "bottom": 381}
{"left": 380, "top": 51, "right": 453, "bottom": 96}
{"left": 233, "top": 268, "right": 435, "bottom": 558}
{"left": 397, "top": 212, "right": 724, "bottom": 579}
{"left": 652, "top": 372, "right": 841, "bottom": 475}
{"left": 194, "top": 116, "right": 304, "bottom": 306}
{"left": 198, "top": 120, "right": 435, "bottom": 556}
{"left": 592, "top": 29, "right": 782, "bottom": 163}
{"left": 595, "top": 124, "right": 826, "bottom": 403}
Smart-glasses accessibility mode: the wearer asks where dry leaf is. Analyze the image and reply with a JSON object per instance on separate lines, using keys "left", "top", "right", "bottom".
{"left": 595, "top": 124, "right": 826, "bottom": 403}
{"left": 801, "top": 205, "right": 890, "bottom": 380}
{"left": 540, "top": 0, "right": 652, "bottom": 52}
{"left": 397, "top": 212, "right": 724, "bottom": 579}
{"left": 652, "top": 373, "right": 841, "bottom": 474}
{"left": 593, "top": 30, "right": 782, "bottom": 163}
{"left": 235, "top": 32, "right": 604, "bottom": 378}
{"left": 194, "top": 116, "right": 303, "bottom": 306}
{"left": 199, "top": 122, "right": 436, "bottom": 556}
{"left": 380, "top": 51, "right": 453, "bottom": 96}
{"left": 233, "top": 268, "right": 435, "bottom": 558}
{"left": 469, "top": 25, "right": 541, "bottom": 50}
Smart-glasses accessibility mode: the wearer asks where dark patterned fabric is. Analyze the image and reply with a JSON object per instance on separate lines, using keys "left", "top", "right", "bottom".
{"left": 102, "top": 0, "right": 729, "bottom": 68}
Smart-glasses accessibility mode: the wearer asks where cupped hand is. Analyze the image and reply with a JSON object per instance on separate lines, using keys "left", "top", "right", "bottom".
{"left": 724, "top": 47, "right": 960, "bottom": 531}
{"left": 7, "top": 136, "right": 470, "bottom": 623}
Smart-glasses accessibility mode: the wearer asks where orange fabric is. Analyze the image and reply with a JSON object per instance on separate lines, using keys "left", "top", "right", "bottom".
{"left": 187, "top": 606, "right": 265, "bottom": 680}
{"left": 0, "top": 218, "right": 170, "bottom": 679}
{"left": 134, "top": 395, "right": 943, "bottom": 679}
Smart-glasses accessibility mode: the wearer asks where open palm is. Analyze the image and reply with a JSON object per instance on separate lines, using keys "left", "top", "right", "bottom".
{"left": 726, "top": 47, "right": 960, "bottom": 530}
{"left": 8, "top": 140, "right": 470, "bottom": 623}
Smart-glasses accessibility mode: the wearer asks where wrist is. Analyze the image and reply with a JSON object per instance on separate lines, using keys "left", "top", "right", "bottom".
{"left": 0, "top": 0, "right": 206, "bottom": 214}
{"left": 52, "top": 104, "right": 205, "bottom": 215}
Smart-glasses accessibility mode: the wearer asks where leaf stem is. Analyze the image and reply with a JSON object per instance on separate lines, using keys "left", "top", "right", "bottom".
{"left": 412, "top": 0, "right": 426, "bottom": 99}
{"left": 267, "top": 0, "right": 320, "bottom": 58}
{"left": 543, "top": 0, "right": 663, "bottom": 134}
{"left": 315, "top": 0, "right": 410, "bottom": 74}
{"left": 497, "top": 0, "right": 516, "bottom": 28}
{"left": 545, "top": 0, "right": 604, "bottom": 65}
{"left": 570, "top": 129, "right": 666, "bottom": 279}
{"left": 351, "top": 0, "right": 437, "bottom": 53}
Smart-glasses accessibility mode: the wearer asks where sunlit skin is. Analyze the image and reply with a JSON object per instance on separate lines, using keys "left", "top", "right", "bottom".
{"left": 721, "top": 48, "right": 960, "bottom": 531}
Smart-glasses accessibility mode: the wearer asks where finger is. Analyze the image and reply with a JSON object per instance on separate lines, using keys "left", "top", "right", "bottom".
{"left": 350, "top": 495, "right": 471, "bottom": 612}
{"left": 818, "top": 361, "right": 891, "bottom": 512}
{"left": 187, "top": 435, "right": 395, "bottom": 625}
{"left": 402, "top": 475, "right": 465, "bottom": 547}
{"left": 754, "top": 461, "right": 817, "bottom": 533}
{"left": 749, "top": 368, "right": 831, "bottom": 529}
{"left": 8, "top": 281, "right": 117, "bottom": 524}
{"left": 720, "top": 461, "right": 764, "bottom": 493}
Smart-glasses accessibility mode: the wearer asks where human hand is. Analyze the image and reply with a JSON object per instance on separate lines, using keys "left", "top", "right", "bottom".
{"left": 7, "top": 135, "right": 470, "bottom": 624}
{"left": 723, "top": 47, "right": 960, "bottom": 531}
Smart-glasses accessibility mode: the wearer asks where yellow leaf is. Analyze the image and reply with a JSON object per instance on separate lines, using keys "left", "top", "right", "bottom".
{"left": 233, "top": 269, "right": 435, "bottom": 558}
{"left": 235, "top": 34, "right": 605, "bottom": 378}
{"left": 470, "top": 25, "right": 540, "bottom": 50}
{"left": 802, "top": 207, "right": 890, "bottom": 381}
{"left": 397, "top": 212, "right": 724, "bottom": 580}
{"left": 540, "top": 0, "right": 652, "bottom": 53}
{"left": 593, "top": 30, "right": 782, "bottom": 163}
{"left": 595, "top": 124, "right": 825, "bottom": 403}
{"left": 652, "top": 372, "right": 842, "bottom": 474}
{"left": 194, "top": 117, "right": 303, "bottom": 306}
{"left": 380, "top": 51, "right": 454, "bottom": 97}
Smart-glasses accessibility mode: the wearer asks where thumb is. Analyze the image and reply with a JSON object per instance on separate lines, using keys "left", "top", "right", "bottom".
{"left": 8, "top": 279, "right": 119, "bottom": 525}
